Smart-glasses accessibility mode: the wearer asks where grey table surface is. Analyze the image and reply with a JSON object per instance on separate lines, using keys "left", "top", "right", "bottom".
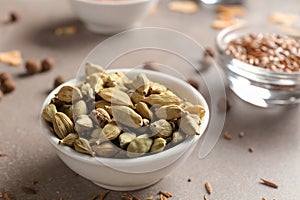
{"left": 0, "top": 0, "right": 300, "bottom": 199}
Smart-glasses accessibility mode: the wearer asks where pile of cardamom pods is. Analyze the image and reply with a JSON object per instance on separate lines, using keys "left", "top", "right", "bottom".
{"left": 42, "top": 62, "right": 205, "bottom": 158}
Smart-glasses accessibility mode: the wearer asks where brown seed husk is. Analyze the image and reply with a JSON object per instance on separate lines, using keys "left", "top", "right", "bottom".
{"left": 205, "top": 181, "right": 212, "bottom": 194}
{"left": 260, "top": 178, "right": 278, "bottom": 189}
{"left": 22, "top": 186, "right": 37, "bottom": 194}
{"left": 99, "top": 190, "right": 110, "bottom": 200}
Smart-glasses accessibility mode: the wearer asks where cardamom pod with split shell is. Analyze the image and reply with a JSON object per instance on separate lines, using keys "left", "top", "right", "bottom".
{"left": 56, "top": 85, "right": 82, "bottom": 103}
{"left": 111, "top": 106, "right": 143, "bottom": 128}
{"left": 150, "top": 138, "right": 166, "bottom": 153}
{"left": 53, "top": 112, "right": 74, "bottom": 139}
{"left": 92, "top": 142, "right": 119, "bottom": 157}
{"left": 86, "top": 74, "right": 103, "bottom": 93}
{"left": 149, "top": 82, "right": 167, "bottom": 94}
{"left": 155, "top": 104, "right": 183, "bottom": 120}
{"left": 127, "top": 136, "right": 153, "bottom": 158}
{"left": 73, "top": 100, "right": 87, "bottom": 119}
{"left": 150, "top": 119, "right": 173, "bottom": 138}
{"left": 98, "top": 87, "right": 133, "bottom": 107}
{"left": 59, "top": 133, "right": 78, "bottom": 146}
{"left": 75, "top": 115, "right": 94, "bottom": 133}
{"left": 179, "top": 113, "right": 200, "bottom": 135}
{"left": 132, "top": 73, "right": 151, "bottom": 95}
{"left": 119, "top": 132, "right": 136, "bottom": 148}
{"left": 135, "top": 102, "right": 153, "bottom": 120}
{"left": 85, "top": 62, "right": 105, "bottom": 76}
{"left": 90, "top": 108, "right": 111, "bottom": 128}
{"left": 184, "top": 105, "right": 205, "bottom": 118}
{"left": 99, "top": 122, "right": 122, "bottom": 142}
{"left": 42, "top": 104, "right": 57, "bottom": 122}
{"left": 142, "top": 92, "right": 181, "bottom": 106}
{"left": 74, "top": 138, "right": 95, "bottom": 156}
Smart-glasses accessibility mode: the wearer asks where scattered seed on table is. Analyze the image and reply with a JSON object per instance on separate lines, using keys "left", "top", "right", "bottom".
{"left": 204, "top": 194, "right": 208, "bottom": 200}
{"left": 99, "top": 190, "right": 110, "bottom": 200}
{"left": 248, "top": 147, "right": 254, "bottom": 153}
{"left": 159, "top": 194, "right": 167, "bottom": 200}
{"left": 159, "top": 191, "right": 173, "bottom": 198}
{"left": 260, "top": 178, "right": 279, "bottom": 189}
{"left": 205, "top": 182, "right": 212, "bottom": 194}
{"left": 21, "top": 186, "right": 37, "bottom": 194}
{"left": 223, "top": 131, "right": 232, "bottom": 140}
{"left": 41, "top": 57, "right": 54, "bottom": 72}
{"left": 188, "top": 178, "right": 191, "bottom": 182}
{"left": 53, "top": 76, "right": 66, "bottom": 89}
{"left": 25, "top": 60, "right": 41, "bottom": 75}
{"left": 187, "top": 79, "right": 199, "bottom": 90}
{"left": 89, "top": 194, "right": 97, "bottom": 200}
{"left": 204, "top": 47, "right": 215, "bottom": 58}
{"left": 239, "top": 131, "right": 245, "bottom": 138}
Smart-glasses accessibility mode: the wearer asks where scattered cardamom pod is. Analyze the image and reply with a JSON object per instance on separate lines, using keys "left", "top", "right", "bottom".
{"left": 90, "top": 108, "right": 111, "bottom": 128}
{"left": 75, "top": 115, "right": 94, "bottom": 133}
{"left": 150, "top": 119, "right": 173, "bottom": 138}
{"left": 74, "top": 138, "right": 95, "bottom": 156}
{"left": 73, "top": 100, "right": 87, "bottom": 119}
{"left": 56, "top": 85, "right": 82, "bottom": 103}
{"left": 111, "top": 106, "right": 143, "bottom": 128}
{"left": 42, "top": 104, "right": 57, "bottom": 122}
{"left": 127, "top": 136, "right": 153, "bottom": 158}
{"left": 59, "top": 133, "right": 79, "bottom": 146}
{"left": 150, "top": 138, "right": 166, "bottom": 153}
{"left": 135, "top": 102, "right": 153, "bottom": 120}
{"left": 92, "top": 142, "right": 119, "bottom": 157}
{"left": 119, "top": 132, "right": 136, "bottom": 148}
{"left": 179, "top": 113, "right": 200, "bottom": 136}
{"left": 155, "top": 104, "right": 183, "bottom": 120}
{"left": 53, "top": 112, "right": 75, "bottom": 139}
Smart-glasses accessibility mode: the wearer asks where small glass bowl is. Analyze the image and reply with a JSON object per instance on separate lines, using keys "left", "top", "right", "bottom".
{"left": 216, "top": 23, "right": 300, "bottom": 107}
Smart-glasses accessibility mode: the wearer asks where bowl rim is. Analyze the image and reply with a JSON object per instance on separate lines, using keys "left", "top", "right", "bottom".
{"left": 216, "top": 23, "right": 300, "bottom": 77}
{"left": 72, "top": 0, "right": 154, "bottom": 6}
{"left": 40, "top": 69, "right": 210, "bottom": 166}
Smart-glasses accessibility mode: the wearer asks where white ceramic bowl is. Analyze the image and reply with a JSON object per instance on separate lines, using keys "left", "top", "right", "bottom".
{"left": 40, "top": 69, "right": 209, "bottom": 191}
{"left": 70, "top": 0, "right": 158, "bottom": 34}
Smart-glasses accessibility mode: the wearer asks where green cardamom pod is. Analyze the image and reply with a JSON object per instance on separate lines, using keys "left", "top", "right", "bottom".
{"left": 98, "top": 88, "right": 133, "bottom": 107}
{"left": 119, "top": 132, "right": 136, "bottom": 148}
{"left": 150, "top": 138, "right": 166, "bottom": 153}
{"left": 73, "top": 100, "right": 87, "bottom": 119}
{"left": 189, "top": 114, "right": 201, "bottom": 125}
{"left": 53, "top": 112, "right": 74, "bottom": 139}
{"left": 92, "top": 142, "right": 119, "bottom": 158}
{"left": 85, "top": 62, "right": 105, "bottom": 76}
{"left": 90, "top": 108, "right": 111, "bottom": 128}
{"left": 179, "top": 113, "right": 200, "bottom": 136}
{"left": 130, "top": 92, "right": 145, "bottom": 104}
{"left": 86, "top": 73, "right": 103, "bottom": 93}
{"left": 111, "top": 105, "right": 143, "bottom": 128}
{"left": 184, "top": 105, "right": 205, "bottom": 119}
{"left": 75, "top": 115, "right": 94, "bottom": 133}
{"left": 94, "top": 100, "right": 111, "bottom": 110}
{"left": 149, "top": 82, "right": 167, "bottom": 94}
{"left": 127, "top": 136, "right": 153, "bottom": 158}
{"left": 172, "top": 131, "right": 186, "bottom": 145}
{"left": 59, "top": 133, "right": 78, "bottom": 146}
{"left": 74, "top": 138, "right": 95, "bottom": 156}
{"left": 155, "top": 104, "right": 183, "bottom": 120}
{"left": 143, "top": 92, "right": 181, "bottom": 106}
{"left": 99, "top": 122, "right": 122, "bottom": 142}
{"left": 150, "top": 119, "right": 173, "bottom": 138}
{"left": 42, "top": 104, "right": 57, "bottom": 122}
{"left": 132, "top": 73, "right": 150, "bottom": 95}
{"left": 56, "top": 85, "right": 83, "bottom": 103}
{"left": 135, "top": 102, "right": 153, "bottom": 120}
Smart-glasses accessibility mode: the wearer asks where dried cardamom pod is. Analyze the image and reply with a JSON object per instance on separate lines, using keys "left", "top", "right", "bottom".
{"left": 111, "top": 106, "right": 143, "bottom": 128}
{"left": 150, "top": 138, "right": 166, "bottom": 153}
{"left": 155, "top": 104, "right": 183, "bottom": 120}
{"left": 86, "top": 74, "right": 103, "bottom": 93}
{"left": 179, "top": 101, "right": 194, "bottom": 109}
{"left": 92, "top": 142, "right": 119, "bottom": 158}
{"left": 149, "top": 82, "right": 167, "bottom": 94}
{"left": 150, "top": 119, "right": 173, "bottom": 138}
{"left": 75, "top": 115, "right": 94, "bottom": 133}
{"left": 143, "top": 92, "right": 181, "bottom": 106}
{"left": 90, "top": 129, "right": 101, "bottom": 139}
{"left": 56, "top": 85, "right": 82, "bottom": 103}
{"left": 98, "top": 88, "right": 133, "bottom": 107}
{"left": 179, "top": 113, "right": 200, "bottom": 136}
{"left": 172, "top": 131, "right": 186, "bottom": 144}
{"left": 189, "top": 114, "right": 201, "bottom": 125}
{"left": 106, "top": 72, "right": 123, "bottom": 87}
{"left": 132, "top": 73, "right": 150, "bottom": 95}
{"left": 80, "top": 83, "right": 95, "bottom": 100}
{"left": 74, "top": 138, "right": 95, "bottom": 156}
{"left": 184, "top": 105, "right": 205, "bottom": 119}
{"left": 42, "top": 104, "right": 57, "bottom": 122}
{"left": 135, "top": 102, "right": 153, "bottom": 120}
{"left": 50, "top": 97, "right": 64, "bottom": 108}
{"left": 94, "top": 100, "right": 111, "bottom": 110}
{"left": 119, "top": 132, "right": 136, "bottom": 148}
{"left": 130, "top": 92, "right": 145, "bottom": 104}
{"left": 99, "top": 122, "right": 122, "bottom": 142}
{"left": 90, "top": 108, "right": 111, "bottom": 128}
{"left": 59, "top": 133, "right": 78, "bottom": 146}
{"left": 73, "top": 100, "right": 87, "bottom": 119}
{"left": 53, "top": 112, "right": 75, "bottom": 139}
{"left": 127, "top": 136, "right": 153, "bottom": 158}
{"left": 60, "top": 104, "right": 73, "bottom": 120}
{"left": 85, "top": 62, "right": 105, "bottom": 75}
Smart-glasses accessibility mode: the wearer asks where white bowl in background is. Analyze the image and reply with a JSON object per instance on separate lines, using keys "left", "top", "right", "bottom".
{"left": 40, "top": 69, "right": 210, "bottom": 191}
{"left": 70, "top": 0, "right": 158, "bottom": 34}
